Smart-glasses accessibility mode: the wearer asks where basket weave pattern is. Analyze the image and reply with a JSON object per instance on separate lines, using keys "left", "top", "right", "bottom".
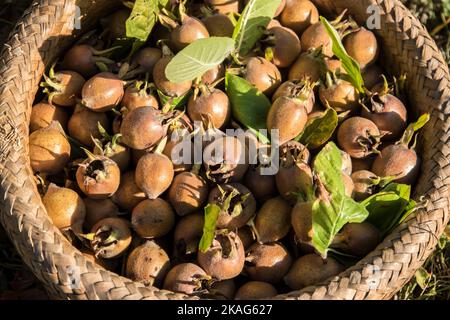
{"left": 0, "top": 0, "right": 448, "bottom": 300}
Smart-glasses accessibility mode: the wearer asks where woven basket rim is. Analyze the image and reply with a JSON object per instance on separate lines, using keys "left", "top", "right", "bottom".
{"left": 0, "top": 0, "right": 448, "bottom": 300}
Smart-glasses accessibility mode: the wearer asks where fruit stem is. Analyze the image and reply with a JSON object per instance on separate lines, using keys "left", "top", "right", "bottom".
{"left": 48, "top": 61, "right": 57, "bottom": 79}
{"left": 178, "top": 0, "right": 188, "bottom": 23}
{"left": 158, "top": 13, "right": 179, "bottom": 30}
{"left": 191, "top": 164, "right": 201, "bottom": 175}
{"left": 93, "top": 56, "right": 116, "bottom": 64}
{"left": 325, "top": 72, "right": 334, "bottom": 88}
{"left": 398, "top": 114, "right": 430, "bottom": 147}
{"left": 118, "top": 62, "right": 130, "bottom": 79}
{"left": 209, "top": 77, "right": 225, "bottom": 89}
{"left": 81, "top": 147, "right": 97, "bottom": 161}
{"left": 247, "top": 219, "right": 262, "bottom": 244}
{"left": 91, "top": 46, "right": 122, "bottom": 56}
{"left": 95, "top": 62, "right": 109, "bottom": 72}
{"left": 154, "top": 135, "right": 168, "bottom": 155}
{"left": 331, "top": 9, "right": 348, "bottom": 26}
{"left": 42, "top": 74, "right": 65, "bottom": 92}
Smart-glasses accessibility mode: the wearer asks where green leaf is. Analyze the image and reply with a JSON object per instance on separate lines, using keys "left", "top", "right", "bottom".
{"left": 411, "top": 114, "right": 431, "bottom": 131}
{"left": 313, "top": 142, "right": 345, "bottom": 195}
{"left": 362, "top": 183, "right": 412, "bottom": 237}
{"left": 297, "top": 108, "right": 338, "bottom": 149}
{"left": 157, "top": 89, "right": 192, "bottom": 110}
{"left": 320, "top": 16, "right": 365, "bottom": 93}
{"left": 383, "top": 183, "right": 411, "bottom": 200}
{"left": 233, "top": 0, "right": 282, "bottom": 56}
{"left": 311, "top": 142, "right": 369, "bottom": 257}
{"left": 126, "top": 0, "right": 167, "bottom": 41}
{"left": 414, "top": 267, "right": 430, "bottom": 290}
{"left": 313, "top": 192, "right": 369, "bottom": 258}
{"left": 225, "top": 73, "right": 271, "bottom": 144}
{"left": 199, "top": 204, "right": 221, "bottom": 252}
{"left": 165, "top": 37, "right": 236, "bottom": 83}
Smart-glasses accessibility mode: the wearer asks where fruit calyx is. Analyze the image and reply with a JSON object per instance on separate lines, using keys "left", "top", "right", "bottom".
{"left": 80, "top": 149, "right": 114, "bottom": 184}
{"left": 356, "top": 130, "right": 383, "bottom": 156}
{"left": 279, "top": 141, "right": 310, "bottom": 168}
{"left": 216, "top": 185, "right": 250, "bottom": 218}
{"left": 92, "top": 123, "right": 123, "bottom": 157}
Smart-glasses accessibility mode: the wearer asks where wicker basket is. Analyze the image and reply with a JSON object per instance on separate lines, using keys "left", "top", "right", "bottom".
{"left": 0, "top": 0, "right": 448, "bottom": 300}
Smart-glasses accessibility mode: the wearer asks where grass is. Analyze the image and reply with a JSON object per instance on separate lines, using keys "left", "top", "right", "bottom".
{"left": 0, "top": 0, "right": 449, "bottom": 300}
{"left": 395, "top": 0, "right": 450, "bottom": 300}
{"left": 397, "top": 228, "right": 450, "bottom": 300}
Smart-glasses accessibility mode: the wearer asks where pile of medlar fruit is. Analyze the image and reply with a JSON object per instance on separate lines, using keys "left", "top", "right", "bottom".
{"left": 29, "top": 0, "right": 424, "bottom": 300}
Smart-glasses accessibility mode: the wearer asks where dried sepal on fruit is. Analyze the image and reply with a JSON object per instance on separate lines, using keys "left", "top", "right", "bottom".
{"left": 337, "top": 117, "right": 383, "bottom": 159}
{"left": 203, "top": 136, "right": 249, "bottom": 184}
{"left": 208, "top": 183, "right": 257, "bottom": 230}
{"left": 197, "top": 231, "right": 245, "bottom": 280}
{"left": 88, "top": 217, "right": 132, "bottom": 259}
{"left": 92, "top": 123, "right": 131, "bottom": 171}
{"left": 351, "top": 170, "right": 393, "bottom": 201}
{"left": 76, "top": 150, "right": 121, "bottom": 199}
